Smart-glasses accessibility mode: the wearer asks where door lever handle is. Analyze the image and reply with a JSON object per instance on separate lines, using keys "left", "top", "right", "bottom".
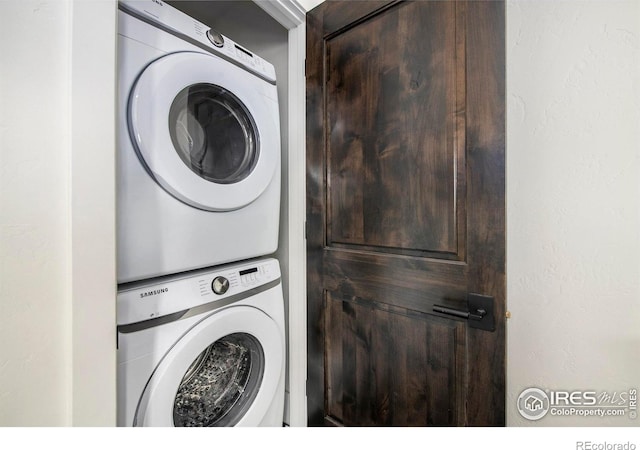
{"left": 433, "top": 305, "right": 486, "bottom": 321}
{"left": 433, "top": 293, "right": 495, "bottom": 332}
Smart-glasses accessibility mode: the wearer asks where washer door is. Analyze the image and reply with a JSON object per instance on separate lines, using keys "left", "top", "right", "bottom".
{"left": 135, "top": 306, "right": 284, "bottom": 427}
{"left": 129, "top": 51, "right": 279, "bottom": 211}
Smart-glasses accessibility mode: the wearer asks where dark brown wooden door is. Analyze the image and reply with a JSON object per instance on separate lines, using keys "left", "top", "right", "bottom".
{"left": 306, "top": 0, "right": 505, "bottom": 426}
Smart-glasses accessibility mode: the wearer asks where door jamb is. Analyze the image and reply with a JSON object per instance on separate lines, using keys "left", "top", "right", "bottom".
{"left": 254, "top": 0, "right": 307, "bottom": 427}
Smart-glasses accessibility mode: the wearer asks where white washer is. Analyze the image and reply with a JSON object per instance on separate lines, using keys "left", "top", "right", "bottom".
{"left": 117, "top": 258, "right": 285, "bottom": 427}
{"left": 117, "top": 0, "right": 281, "bottom": 283}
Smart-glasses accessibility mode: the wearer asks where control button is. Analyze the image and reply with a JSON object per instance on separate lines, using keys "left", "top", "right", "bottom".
{"left": 206, "top": 29, "right": 224, "bottom": 48}
{"left": 211, "top": 276, "right": 229, "bottom": 295}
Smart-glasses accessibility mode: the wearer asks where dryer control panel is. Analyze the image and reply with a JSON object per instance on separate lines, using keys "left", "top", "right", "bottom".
{"left": 117, "top": 258, "right": 281, "bottom": 326}
{"left": 119, "top": 0, "right": 277, "bottom": 83}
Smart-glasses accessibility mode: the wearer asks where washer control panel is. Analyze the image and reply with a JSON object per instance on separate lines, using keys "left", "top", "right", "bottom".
{"left": 197, "top": 260, "right": 276, "bottom": 297}
{"left": 117, "top": 258, "right": 280, "bottom": 326}
{"left": 239, "top": 265, "right": 273, "bottom": 288}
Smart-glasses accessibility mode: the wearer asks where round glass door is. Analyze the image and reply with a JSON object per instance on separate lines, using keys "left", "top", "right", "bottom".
{"left": 173, "top": 333, "right": 264, "bottom": 427}
{"left": 169, "top": 84, "right": 259, "bottom": 185}
{"left": 134, "top": 305, "right": 283, "bottom": 427}
{"left": 128, "top": 52, "right": 280, "bottom": 211}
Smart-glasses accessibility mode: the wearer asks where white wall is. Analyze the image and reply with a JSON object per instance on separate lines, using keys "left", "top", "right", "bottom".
{"left": 0, "top": 0, "right": 117, "bottom": 426}
{"left": 506, "top": 0, "right": 640, "bottom": 426}
{"left": 0, "top": 0, "right": 72, "bottom": 426}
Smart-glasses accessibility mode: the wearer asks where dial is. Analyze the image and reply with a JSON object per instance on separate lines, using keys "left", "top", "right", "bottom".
{"left": 206, "top": 29, "right": 224, "bottom": 48}
{"left": 211, "top": 276, "right": 229, "bottom": 295}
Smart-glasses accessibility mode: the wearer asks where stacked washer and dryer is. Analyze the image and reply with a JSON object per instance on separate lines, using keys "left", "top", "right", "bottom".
{"left": 116, "top": 0, "right": 285, "bottom": 427}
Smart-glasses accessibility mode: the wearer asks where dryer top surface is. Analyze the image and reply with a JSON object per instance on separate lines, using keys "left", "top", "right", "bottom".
{"left": 119, "top": 0, "right": 276, "bottom": 83}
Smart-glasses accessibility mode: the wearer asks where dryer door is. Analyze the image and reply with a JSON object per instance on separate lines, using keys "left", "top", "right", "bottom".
{"left": 129, "top": 51, "right": 279, "bottom": 211}
{"left": 135, "top": 306, "right": 284, "bottom": 427}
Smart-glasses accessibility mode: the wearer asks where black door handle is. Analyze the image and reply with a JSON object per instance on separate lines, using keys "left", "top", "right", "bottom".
{"left": 433, "top": 305, "right": 486, "bottom": 321}
{"left": 433, "top": 293, "right": 495, "bottom": 332}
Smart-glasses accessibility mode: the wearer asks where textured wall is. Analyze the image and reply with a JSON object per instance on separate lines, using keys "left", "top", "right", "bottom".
{"left": 0, "top": 0, "right": 117, "bottom": 426}
{"left": 506, "top": 0, "right": 640, "bottom": 426}
{"left": 0, "top": 1, "right": 72, "bottom": 426}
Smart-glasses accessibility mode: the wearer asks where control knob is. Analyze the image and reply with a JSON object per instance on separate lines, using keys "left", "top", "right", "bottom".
{"left": 206, "top": 29, "right": 224, "bottom": 48}
{"left": 211, "top": 276, "right": 229, "bottom": 295}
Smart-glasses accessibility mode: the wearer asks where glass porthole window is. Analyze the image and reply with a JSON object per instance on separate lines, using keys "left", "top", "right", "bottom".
{"left": 172, "top": 333, "right": 264, "bottom": 427}
{"left": 168, "top": 83, "right": 259, "bottom": 184}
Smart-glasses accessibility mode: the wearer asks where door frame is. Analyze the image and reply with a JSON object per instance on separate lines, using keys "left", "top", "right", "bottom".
{"left": 255, "top": 0, "right": 308, "bottom": 428}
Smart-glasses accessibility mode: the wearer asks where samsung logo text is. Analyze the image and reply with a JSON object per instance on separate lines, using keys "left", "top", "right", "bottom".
{"left": 140, "top": 288, "right": 168, "bottom": 299}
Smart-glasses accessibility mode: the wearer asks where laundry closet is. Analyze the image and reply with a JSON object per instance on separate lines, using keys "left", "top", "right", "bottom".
{"left": 115, "top": 0, "right": 300, "bottom": 426}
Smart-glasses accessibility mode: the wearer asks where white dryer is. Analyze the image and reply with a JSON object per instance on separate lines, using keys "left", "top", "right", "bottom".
{"left": 117, "top": 258, "right": 285, "bottom": 427}
{"left": 117, "top": 0, "right": 281, "bottom": 283}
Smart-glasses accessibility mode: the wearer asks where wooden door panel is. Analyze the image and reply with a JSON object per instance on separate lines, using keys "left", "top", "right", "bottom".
{"left": 325, "top": 293, "right": 465, "bottom": 426}
{"left": 307, "top": 0, "right": 505, "bottom": 427}
{"left": 324, "top": 250, "right": 468, "bottom": 314}
{"left": 326, "top": 1, "right": 465, "bottom": 258}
